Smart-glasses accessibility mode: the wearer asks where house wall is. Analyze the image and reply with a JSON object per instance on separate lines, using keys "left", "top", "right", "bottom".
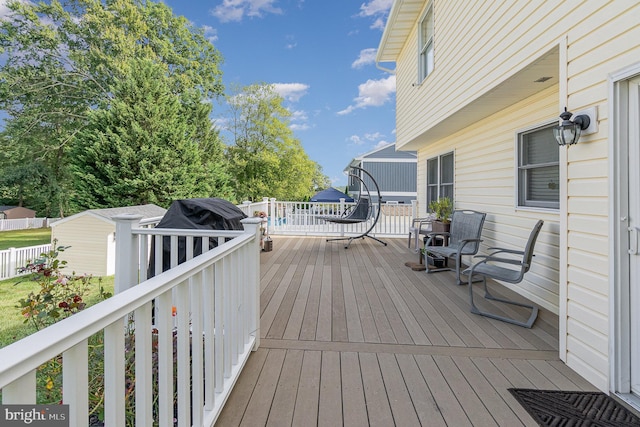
{"left": 51, "top": 215, "right": 114, "bottom": 276}
{"left": 391, "top": 0, "right": 640, "bottom": 392}
{"left": 416, "top": 85, "right": 561, "bottom": 314}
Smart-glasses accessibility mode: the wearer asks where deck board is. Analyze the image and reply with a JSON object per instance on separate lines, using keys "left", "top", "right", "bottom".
{"left": 216, "top": 237, "right": 599, "bottom": 426}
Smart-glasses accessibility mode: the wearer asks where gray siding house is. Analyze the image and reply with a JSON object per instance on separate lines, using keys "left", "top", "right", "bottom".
{"left": 346, "top": 143, "right": 417, "bottom": 204}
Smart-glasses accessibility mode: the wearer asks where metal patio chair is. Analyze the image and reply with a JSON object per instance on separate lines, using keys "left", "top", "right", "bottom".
{"left": 463, "top": 220, "right": 544, "bottom": 328}
{"left": 423, "top": 210, "right": 486, "bottom": 285}
{"left": 408, "top": 214, "right": 435, "bottom": 252}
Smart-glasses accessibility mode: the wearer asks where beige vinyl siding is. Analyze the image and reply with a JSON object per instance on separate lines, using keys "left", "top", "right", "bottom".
{"left": 416, "top": 85, "right": 560, "bottom": 314}
{"left": 561, "top": 2, "right": 640, "bottom": 392}
{"left": 395, "top": 1, "right": 566, "bottom": 147}
{"left": 393, "top": 0, "right": 640, "bottom": 393}
{"left": 51, "top": 215, "right": 114, "bottom": 276}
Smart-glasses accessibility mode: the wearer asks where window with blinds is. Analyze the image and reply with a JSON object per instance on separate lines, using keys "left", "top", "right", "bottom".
{"left": 427, "top": 151, "right": 454, "bottom": 207}
{"left": 518, "top": 123, "right": 559, "bottom": 209}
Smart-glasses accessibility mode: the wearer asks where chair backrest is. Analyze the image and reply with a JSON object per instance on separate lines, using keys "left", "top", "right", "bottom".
{"left": 522, "top": 220, "right": 544, "bottom": 274}
{"left": 343, "top": 196, "right": 371, "bottom": 221}
{"left": 449, "top": 210, "right": 486, "bottom": 254}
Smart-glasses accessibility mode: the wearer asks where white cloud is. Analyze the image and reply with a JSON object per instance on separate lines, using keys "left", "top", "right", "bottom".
{"left": 358, "top": 0, "right": 393, "bottom": 17}
{"left": 369, "top": 17, "right": 386, "bottom": 31}
{"left": 273, "top": 82, "right": 309, "bottom": 102}
{"left": 352, "top": 48, "right": 377, "bottom": 69}
{"left": 373, "top": 140, "right": 392, "bottom": 150}
{"left": 337, "top": 75, "right": 396, "bottom": 115}
{"left": 349, "top": 135, "right": 364, "bottom": 145}
{"left": 364, "top": 132, "right": 383, "bottom": 141}
{"left": 211, "top": 0, "right": 282, "bottom": 23}
{"left": 290, "top": 123, "right": 310, "bottom": 131}
{"left": 201, "top": 25, "right": 218, "bottom": 42}
{"left": 358, "top": 0, "right": 393, "bottom": 30}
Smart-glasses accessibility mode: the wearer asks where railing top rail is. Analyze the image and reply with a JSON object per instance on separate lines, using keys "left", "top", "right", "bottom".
{"left": 0, "top": 230, "right": 255, "bottom": 389}
{"left": 132, "top": 227, "right": 246, "bottom": 238}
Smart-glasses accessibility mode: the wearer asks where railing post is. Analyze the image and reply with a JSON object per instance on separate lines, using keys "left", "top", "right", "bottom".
{"left": 411, "top": 199, "right": 418, "bottom": 219}
{"left": 241, "top": 217, "right": 262, "bottom": 350}
{"left": 8, "top": 247, "right": 16, "bottom": 278}
{"left": 270, "top": 198, "right": 277, "bottom": 229}
{"left": 113, "top": 214, "right": 142, "bottom": 294}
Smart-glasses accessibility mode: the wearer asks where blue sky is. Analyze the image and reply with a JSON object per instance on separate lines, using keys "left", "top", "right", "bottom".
{"left": 163, "top": 0, "right": 396, "bottom": 188}
{"left": 0, "top": 0, "right": 397, "bottom": 188}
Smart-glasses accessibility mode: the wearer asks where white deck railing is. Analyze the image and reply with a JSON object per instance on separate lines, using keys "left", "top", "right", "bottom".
{"left": 0, "top": 215, "right": 262, "bottom": 427}
{"left": 0, "top": 244, "right": 52, "bottom": 279}
{"left": 267, "top": 198, "right": 417, "bottom": 238}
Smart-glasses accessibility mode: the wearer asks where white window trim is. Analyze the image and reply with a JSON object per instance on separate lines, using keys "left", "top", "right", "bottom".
{"left": 514, "top": 120, "right": 559, "bottom": 211}
{"left": 418, "top": 2, "right": 434, "bottom": 83}
{"left": 426, "top": 151, "right": 454, "bottom": 206}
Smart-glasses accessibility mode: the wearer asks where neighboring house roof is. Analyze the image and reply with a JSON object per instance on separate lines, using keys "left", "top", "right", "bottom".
{"left": 51, "top": 204, "right": 167, "bottom": 227}
{"left": 0, "top": 205, "right": 34, "bottom": 212}
{"left": 311, "top": 188, "right": 354, "bottom": 203}
{"left": 346, "top": 143, "right": 417, "bottom": 170}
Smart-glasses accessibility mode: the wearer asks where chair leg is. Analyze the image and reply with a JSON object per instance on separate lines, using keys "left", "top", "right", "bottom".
{"left": 468, "top": 275, "right": 538, "bottom": 328}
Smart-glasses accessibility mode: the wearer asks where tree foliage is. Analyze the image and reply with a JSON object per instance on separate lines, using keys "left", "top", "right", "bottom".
{"left": 72, "top": 58, "right": 232, "bottom": 208}
{"left": 0, "top": 0, "right": 228, "bottom": 215}
{"left": 225, "top": 84, "right": 329, "bottom": 202}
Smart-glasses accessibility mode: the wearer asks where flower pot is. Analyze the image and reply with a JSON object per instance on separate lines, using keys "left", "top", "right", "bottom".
{"left": 431, "top": 221, "right": 450, "bottom": 233}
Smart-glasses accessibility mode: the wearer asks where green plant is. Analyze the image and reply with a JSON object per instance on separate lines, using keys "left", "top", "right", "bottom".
{"left": 15, "top": 241, "right": 111, "bottom": 331}
{"left": 428, "top": 197, "right": 453, "bottom": 224}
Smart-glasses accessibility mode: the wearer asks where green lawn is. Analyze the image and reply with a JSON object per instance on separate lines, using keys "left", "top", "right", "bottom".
{"left": 0, "top": 228, "right": 52, "bottom": 250}
{"left": 0, "top": 275, "right": 114, "bottom": 348}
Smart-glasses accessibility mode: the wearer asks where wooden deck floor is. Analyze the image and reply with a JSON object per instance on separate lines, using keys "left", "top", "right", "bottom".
{"left": 216, "top": 236, "right": 597, "bottom": 426}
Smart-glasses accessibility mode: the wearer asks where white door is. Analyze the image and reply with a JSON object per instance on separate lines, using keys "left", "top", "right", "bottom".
{"left": 629, "top": 77, "right": 640, "bottom": 395}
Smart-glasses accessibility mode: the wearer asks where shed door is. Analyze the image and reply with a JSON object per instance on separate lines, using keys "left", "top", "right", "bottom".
{"left": 629, "top": 77, "right": 640, "bottom": 395}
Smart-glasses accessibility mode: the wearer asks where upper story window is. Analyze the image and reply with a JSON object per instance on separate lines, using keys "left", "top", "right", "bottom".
{"left": 418, "top": 3, "right": 434, "bottom": 82}
{"left": 517, "top": 123, "right": 559, "bottom": 209}
{"left": 427, "top": 151, "right": 453, "bottom": 207}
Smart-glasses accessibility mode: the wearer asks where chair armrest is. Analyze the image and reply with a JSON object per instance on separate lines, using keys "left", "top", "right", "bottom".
{"left": 477, "top": 256, "right": 526, "bottom": 267}
{"left": 486, "top": 247, "right": 525, "bottom": 256}
{"left": 411, "top": 217, "right": 434, "bottom": 227}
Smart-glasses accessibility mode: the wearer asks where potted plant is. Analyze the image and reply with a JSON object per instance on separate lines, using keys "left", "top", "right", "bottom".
{"left": 428, "top": 197, "right": 453, "bottom": 233}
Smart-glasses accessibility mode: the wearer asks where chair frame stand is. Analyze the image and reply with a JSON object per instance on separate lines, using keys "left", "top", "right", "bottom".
{"left": 463, "top": 220, "right": 544, "bottom": 329}
{"left": 321, "top": 166, "right": 387, "bottom": 249}
{"left": 468, "top": 277, "right": 539, "bottom": 328}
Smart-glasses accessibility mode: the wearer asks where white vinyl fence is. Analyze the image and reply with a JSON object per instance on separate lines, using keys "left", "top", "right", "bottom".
{"left": 0, "top": 217, "right": 55, "bottom": 231}
{"left": 0, "top": 244, "right": 52, "bottom": 280}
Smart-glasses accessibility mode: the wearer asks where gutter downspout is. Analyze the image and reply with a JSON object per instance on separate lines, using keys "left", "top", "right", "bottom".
{"left": 376, "top": 62, "right": 396, "bottom": 74}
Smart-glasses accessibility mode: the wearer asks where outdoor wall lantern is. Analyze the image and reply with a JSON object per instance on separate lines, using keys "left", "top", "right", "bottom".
{"left": 553, "top": 107, "right": 591, "bottom": 146}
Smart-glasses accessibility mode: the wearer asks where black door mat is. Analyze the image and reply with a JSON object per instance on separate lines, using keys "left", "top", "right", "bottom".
{"left": 509, "top": 389, "right": 640, "bottom": 426}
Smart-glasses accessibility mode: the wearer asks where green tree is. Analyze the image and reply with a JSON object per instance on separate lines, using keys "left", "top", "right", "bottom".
{"left": 0, "top": 0, "right": 228, "bottom": 215}
{"left": 72, "top": 58, "right": 230, "bottom": 208}
{"left": 224, "top": 84, "right": 328, "bottom": 202}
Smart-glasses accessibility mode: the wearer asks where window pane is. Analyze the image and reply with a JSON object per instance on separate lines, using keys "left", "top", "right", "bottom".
{"left": 441, "top": 153, "right": 453, "bottom": 183}
{"left": 527, "top": 166, "right": 559, "bottom": 202}
{"left": 427, "top": 158, "right": 438, "bottom": 184}
{"left": 518, "top": 123, "right": 559, "bottom": 208}
{"left": 427, "top": 186, "right": 437, "bottom": 206}
{"left": 441, "top": 184, "right": 454, "bottom": 201}
{"left": 522, "top": 128, "right": 558, "bottom": 165}
{"left": 421, "top": 8, "right": 433, "bottom": 47}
